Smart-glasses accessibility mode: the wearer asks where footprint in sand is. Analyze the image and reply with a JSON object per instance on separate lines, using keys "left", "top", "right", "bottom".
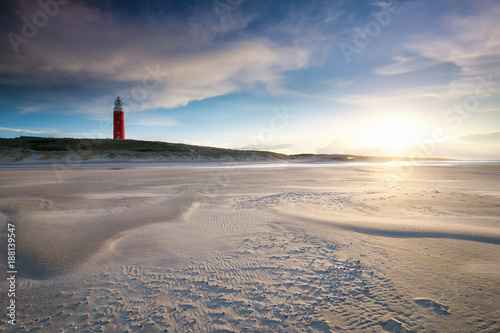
{"left": 381, "top": 318, "right": 403, "bottom": 332}
{"left": 414, "top": 298, "right": 451, "bottom": 315}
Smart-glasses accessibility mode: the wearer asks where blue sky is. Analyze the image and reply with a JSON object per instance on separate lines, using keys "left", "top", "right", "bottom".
{"left": 1, "top": 0, "right": 499, "bottom": 158}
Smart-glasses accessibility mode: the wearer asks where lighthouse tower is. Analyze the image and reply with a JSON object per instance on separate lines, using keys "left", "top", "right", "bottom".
{"left": 113, "top": 96, "right": 125, "bottom": 140}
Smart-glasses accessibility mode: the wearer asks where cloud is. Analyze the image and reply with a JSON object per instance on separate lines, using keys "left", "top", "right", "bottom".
{"left": 334, "top": 84, "right": 449, "bottom": 110}
{"left": 375, "top": 1, "right": 500, "bottom": 77}
{"left": 0, "top": 127, "right": 58, "bottom": 134}
{"left": 15, "top": 105, "right": 45, "bottom": 114}
{"left": 460, "top": 132, "right": 500, "bottom": 144}
{"left": 128, "top": 38, "right": 312, "bottom": 111}
{"left": 0, "top": 0, "right": 319, "bottom": 115}
{"left": 374, "top": 55, "right": 441, "bottom": 75}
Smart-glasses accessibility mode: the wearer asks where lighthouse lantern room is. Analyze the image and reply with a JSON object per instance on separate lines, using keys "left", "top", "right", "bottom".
{"left": 113, "top": 96, "right": 125, "bottom": 140}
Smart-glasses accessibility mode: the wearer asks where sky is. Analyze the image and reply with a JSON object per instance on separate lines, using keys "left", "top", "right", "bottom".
{"left": 0, "top": 0, "right": 499, "bottom": 159}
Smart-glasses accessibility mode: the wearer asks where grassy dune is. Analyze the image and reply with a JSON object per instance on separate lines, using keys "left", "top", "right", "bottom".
{"left": 0, "top": 137, "right": 289, "bottom": 161}
{"left": 0, "top": 136, "right": 452, "bottom": 162}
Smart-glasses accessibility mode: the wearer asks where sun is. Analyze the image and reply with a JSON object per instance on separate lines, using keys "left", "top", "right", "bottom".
{"left": 360, "top": 117, "right": 422, "bottom": 153}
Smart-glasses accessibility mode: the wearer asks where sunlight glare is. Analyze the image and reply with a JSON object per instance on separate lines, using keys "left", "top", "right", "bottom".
{"left": 360, "top": 118, "right": 422, "bottom": 153}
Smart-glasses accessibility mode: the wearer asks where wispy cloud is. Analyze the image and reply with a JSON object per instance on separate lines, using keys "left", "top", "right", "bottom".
{"left": 375, "top": 1, "right": 500, "bottom": 77}
{"left": 334, "top": 84, "right": 449, "bottom": 110}
{"left": 0, "top": 127, "right": 58, "bottom": 134}
{"left": 460, "top": 132, "right": 500, "bottom": 144}
{"left": 15, "top": 105, "right": 45, "bottom": 114}
{"left": 374, "top": 55, "right": 441, "bottom": 75}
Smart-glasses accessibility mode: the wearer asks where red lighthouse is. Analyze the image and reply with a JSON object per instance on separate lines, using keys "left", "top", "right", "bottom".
{"left": 113, "top": 96, "right": 125, "bottom": 139}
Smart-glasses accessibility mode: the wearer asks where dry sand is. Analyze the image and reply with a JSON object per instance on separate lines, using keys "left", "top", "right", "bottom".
{"left": 0, "top": 163, "right": 499, "bottom": 332}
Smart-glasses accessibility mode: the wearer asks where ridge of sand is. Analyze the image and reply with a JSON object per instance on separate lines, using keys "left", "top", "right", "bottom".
{"left": 12, "top": 189, "right": 203, "bottom": 278}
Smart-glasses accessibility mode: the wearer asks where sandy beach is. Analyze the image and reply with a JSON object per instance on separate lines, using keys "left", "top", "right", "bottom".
{"left": 1, "top": 162, "right": 499, "bottom": 332}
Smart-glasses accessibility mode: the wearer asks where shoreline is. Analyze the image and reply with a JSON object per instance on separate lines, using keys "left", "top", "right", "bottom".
{"left": 1, "top": 158, "right": 499, "bottom": 171}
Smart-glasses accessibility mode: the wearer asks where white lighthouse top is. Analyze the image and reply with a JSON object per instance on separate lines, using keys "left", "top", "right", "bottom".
{"left": 113, "top": 96, "right": 123, "bottom": 111}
